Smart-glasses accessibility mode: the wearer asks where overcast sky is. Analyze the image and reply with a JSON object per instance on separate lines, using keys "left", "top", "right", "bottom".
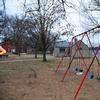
{"left": 4, "top": 0, "right": 83, "bottom": 34}
{"left": 0, "top": 0, "right": 100, "bottom": 45}
{"left": 5, "top": 0, "right": 24, "bottom": 15}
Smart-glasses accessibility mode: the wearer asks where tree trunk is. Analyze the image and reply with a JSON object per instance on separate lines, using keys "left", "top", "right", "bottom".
{"left": 34, "top": 48, "right": 37, "bottom": 58}
{"left": 18, "top": 52, "right": 21, "bottom": 56}
{"left": 16, "top": 45, "right": 21, "bottom": 56}
{"left": 18, "top": 48, "right": 21, "bottom": 56}
{"left": 43, "top": 50, "right": 47, "bottom": 61}
{"left": 34, "top": 43, "right": 38, "bottom": 59}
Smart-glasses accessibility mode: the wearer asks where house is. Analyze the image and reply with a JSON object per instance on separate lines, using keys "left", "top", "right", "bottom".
{"left": 71, "top": 40, "right": 93, "bottom": 58}
{"left": 53, "top": 39, "right": 93, "bottom": 58}
{"left": 90, "top": 46, "right": 100, "bottom": 57}
{"left": 53, "top": 40, "right": 71, "bottom": 57}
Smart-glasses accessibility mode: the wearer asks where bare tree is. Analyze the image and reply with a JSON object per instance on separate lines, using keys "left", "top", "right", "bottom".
{"left": 57, "top": 0, "right": 100, "bottom": 30}
{"left": 23, "top": 0, "right": 64, "bottom": 61}
{"left": 8, "top": 16, "right": 28, "bottom": 56}
{"left": 77, "top": 0, "right": 100, "bottom": 29}
{"left": 24, "top": 18, "right": 40, "bottom": 58}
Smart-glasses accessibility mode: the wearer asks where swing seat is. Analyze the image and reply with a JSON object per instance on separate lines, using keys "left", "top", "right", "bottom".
{"left": 79, "top": 69, "right": 83, "bottom": 72}
{"left": 76, "top": 69, "right": 84, "bottom": 75}
{"left": 76, "top": 72, "right": 83, "bottom": 75}
{"left": 73, "top": 67, "right": 83, "bottom": 75}
{"left": 73, "top": 67, "right": 81, "bottom": 72}
{"left": 75, "top": 67, "right": 79, "bottom": 72}
{"left": 72, "top": 67, "right": 79, "bottom": 74}
{"left": 88, "top": 73, "right": 94, "bottom": 80}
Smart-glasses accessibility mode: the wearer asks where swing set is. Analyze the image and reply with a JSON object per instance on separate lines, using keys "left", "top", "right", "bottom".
{"left": 55, "top": 25, "right": 100, "bottom": 99}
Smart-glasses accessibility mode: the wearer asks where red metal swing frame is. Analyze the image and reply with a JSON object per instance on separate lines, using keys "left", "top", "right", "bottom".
{"left": 55, "top": 25, "right": 100, "bottom": 99}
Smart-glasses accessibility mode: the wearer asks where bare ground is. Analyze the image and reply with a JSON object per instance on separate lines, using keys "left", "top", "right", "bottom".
{"left": 0, "top": 54, "right": 100, "bottom": 100}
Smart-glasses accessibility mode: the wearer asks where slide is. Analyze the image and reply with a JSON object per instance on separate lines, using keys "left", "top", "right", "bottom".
{"left": 0, "top": 46, "right": 7, "bottom": 55}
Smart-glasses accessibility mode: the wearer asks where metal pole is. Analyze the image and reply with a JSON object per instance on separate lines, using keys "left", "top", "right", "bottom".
{"left": 61, "top": 33, "right": 85, "bottom": 82}
{"left": 86, "top": 33, "right": 100, "bottom": 66}
{"left": 55, "top": 37, "right": 74, "bottom": 72}
{"left": 74, "top": 45, "right": 100, "bottom": 100}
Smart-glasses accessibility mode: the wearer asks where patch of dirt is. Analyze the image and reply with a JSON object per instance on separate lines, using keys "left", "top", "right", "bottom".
{"left": 0, "top": 55, "right": 100, "bottom": 100}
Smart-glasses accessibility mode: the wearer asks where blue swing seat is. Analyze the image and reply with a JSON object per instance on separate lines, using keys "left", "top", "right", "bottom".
{"left": 88, "top": 72, "right": 94, "bottom": 80}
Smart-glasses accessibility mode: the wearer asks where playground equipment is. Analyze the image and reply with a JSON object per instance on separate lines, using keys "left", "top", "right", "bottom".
{"left": 55, "top": 25, "right": 100, "bottom": 99}
{"left": 0, "top": 46, "right": 7, "bottom": 56}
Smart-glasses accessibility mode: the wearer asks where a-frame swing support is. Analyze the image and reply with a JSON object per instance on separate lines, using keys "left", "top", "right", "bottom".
{"left": 74, "top": 45, "right": 100, "bottom": 99}
{"left": 55, "top": 26, "right": 100, "bottom": 72}
{"left": 55, "top": 25, "right": 100, "bottom": 100}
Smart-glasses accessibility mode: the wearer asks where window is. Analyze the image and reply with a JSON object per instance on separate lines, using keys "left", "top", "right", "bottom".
{"left": 59, "top": 47, "right": 65, "bottom": 53}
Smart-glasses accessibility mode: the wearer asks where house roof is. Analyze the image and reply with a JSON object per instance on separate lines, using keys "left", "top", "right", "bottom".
{"left": 72, "top": 40, "right": 88, "bottom": 48}
{"left": 55, "top": 40, "right": 90, "bottom": 48}
{"left": 55, "top": 41, "right": 71, "bottom": 48}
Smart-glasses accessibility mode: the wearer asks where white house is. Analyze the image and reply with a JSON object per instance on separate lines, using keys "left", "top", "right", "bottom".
{"left": 53, "top": 40, "right": 71, "bottom": 57}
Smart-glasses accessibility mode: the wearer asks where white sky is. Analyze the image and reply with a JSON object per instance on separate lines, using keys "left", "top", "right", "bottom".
{"left": 5, "top": 0, "right": 82, "bottom": 33}
{"left": 5, "top": 0, "right": 24, "bottom": 15}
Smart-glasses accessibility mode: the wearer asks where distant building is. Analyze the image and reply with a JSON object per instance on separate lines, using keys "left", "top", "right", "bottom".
{"left": 53, "top": 40, "right": 93, "bottom": 58}
{"left": 71, "top": 40, "right": 93, "bottom": 58}
{"left": 53, "top": 40, "right": 71, "bottom": 57}
{"left": 90, "top": 46, "right": 100, "bottom": 57}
